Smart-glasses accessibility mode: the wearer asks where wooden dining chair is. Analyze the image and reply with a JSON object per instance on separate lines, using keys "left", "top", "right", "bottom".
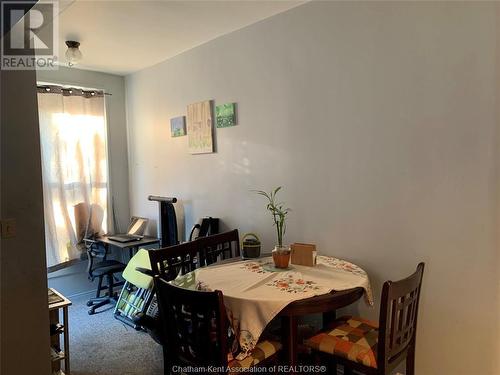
{"left": 197, "top": 229, "right": 241, "bottom": 266}
{"left": 148, "top": 240, "right": 201, "bottom": 281}
{"left": 305, "top": 263, "right": 425, "bottom": 375}
{"left": 154, "top": 276, "right": 282, "bottom": 375}
{"left": 147, "top": 230, "right": 241, "bottom": 279}
{"left": 141, "top": 232, "right": 240, "bottom": 345}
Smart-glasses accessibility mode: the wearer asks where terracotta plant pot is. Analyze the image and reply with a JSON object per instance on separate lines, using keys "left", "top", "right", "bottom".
{"left": 272, "top": 246, "right": 291, "bottom": 269}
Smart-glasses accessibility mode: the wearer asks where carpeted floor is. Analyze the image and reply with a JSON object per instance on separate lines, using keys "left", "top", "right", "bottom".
{"left": 68, "top": 294, "right": 163, "bottom": 375}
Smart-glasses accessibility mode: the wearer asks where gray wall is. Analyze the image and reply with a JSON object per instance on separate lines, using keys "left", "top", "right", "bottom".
{"left": 37, "top": 67, "right": 130, "bottom": 297}
{"left": 126, "top": 2, "right": 500, "bottom": 375}
{"left": 1, "top": 65, "right": 51, "bottom": 373}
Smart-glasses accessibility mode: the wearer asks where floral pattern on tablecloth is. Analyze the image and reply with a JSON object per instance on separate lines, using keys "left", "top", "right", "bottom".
{"left": 240, "top": 260, "right": 270, "bottom": 274}
{"left": 201, "top": 296, "right": 257, "bottom": 360}
{"left": 317, "top": 256, "right": 374, "bottom": 305}
{"left": 317, "top": 255, "right": 367, "bottom": 276}
{"left": 266, "top": 273, "right": 322, "bottom": 294}
{"left": 196, "top": 280, "right": 212, "bottom": 292}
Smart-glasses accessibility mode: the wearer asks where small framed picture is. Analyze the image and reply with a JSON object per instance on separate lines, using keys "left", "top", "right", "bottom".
{"left": 170, "top": 116, "right": 186, "bottom": 137}
{"left": 216, "top": 103, "right": 236, "bottom": 128}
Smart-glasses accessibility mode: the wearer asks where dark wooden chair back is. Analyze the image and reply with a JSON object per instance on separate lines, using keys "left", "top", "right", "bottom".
{"left": 148, "top": 230, "right": 241, "bottom": 279}
{"left": 197, "top": 229, "right": 241, "bottom": 266}
{"left": 378, "top": 262, "right": 425, "bottom": 374}
{"left": 148, "top": 240, "right": 201, "bottom": 281}
{"left": 154, "top": 276, "right": 229, "bottom": 369}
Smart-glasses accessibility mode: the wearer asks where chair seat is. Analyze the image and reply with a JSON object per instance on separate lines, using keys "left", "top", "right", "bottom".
{"left": 228, "top": 340, "right": 281, "bottom": 370}
{"left": 92, "top": 260, "right": 126, "bottom": 276}
{"left": 304, "top": 316, "right": 379, "bottom": 369}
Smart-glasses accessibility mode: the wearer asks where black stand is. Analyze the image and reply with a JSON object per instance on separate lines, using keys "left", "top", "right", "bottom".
{"left": 148, "top": 195, "right": 178, "bottom": 247}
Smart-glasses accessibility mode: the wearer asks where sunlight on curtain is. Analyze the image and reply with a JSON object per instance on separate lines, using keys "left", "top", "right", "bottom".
{"left": 37, "top": 88, "right": 109, "bottom": 270}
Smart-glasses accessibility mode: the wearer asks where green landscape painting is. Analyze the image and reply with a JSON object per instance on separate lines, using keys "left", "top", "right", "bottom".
{"left": 216, "top": 103, "right": 236, "bottom": 128}
{"left": 170, "top": 116, "right": 186, "bottom": 137}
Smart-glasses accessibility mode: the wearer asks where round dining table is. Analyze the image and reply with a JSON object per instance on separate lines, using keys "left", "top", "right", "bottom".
{"left": 173, "top": 255, "right": 373, "bottom": 366}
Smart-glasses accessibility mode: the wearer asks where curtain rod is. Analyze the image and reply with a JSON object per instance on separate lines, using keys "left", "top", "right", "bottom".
{"left": 37, "top": 84, "right": 112, "bottom": 96}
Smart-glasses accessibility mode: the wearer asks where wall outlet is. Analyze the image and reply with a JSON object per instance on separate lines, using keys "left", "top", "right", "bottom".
{"left": 1, "top": 219, "right": 16, "bottom": 239}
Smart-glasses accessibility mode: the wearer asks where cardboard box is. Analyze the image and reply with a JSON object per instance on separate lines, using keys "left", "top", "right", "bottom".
{"left": 290, "top": 243, "right": 317, "bottom": 267}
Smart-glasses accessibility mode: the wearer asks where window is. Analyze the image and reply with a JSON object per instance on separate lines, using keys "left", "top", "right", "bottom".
{"left": 37, "top": 85, "right": 109, "bottom": 270}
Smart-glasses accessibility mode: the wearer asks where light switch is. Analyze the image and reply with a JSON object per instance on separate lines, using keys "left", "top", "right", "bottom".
{"left": 1, "top": 219, "right": 16, "bottom": 239}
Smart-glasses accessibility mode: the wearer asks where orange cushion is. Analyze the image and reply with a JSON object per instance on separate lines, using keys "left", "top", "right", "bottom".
{"left": 228, "top": 340, "right": 281, "bottom": 370}
{"left": 305, "top": 316, "right": 378, "bottom": 368}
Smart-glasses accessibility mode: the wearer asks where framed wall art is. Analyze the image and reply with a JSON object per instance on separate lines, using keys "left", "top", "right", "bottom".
{"left": 216, "top": 102, "right": 236, "bottom": 128}
{"left": 170, "top": 116, "right": 186, "bottom": 137}
{"left": 187, "top": 100, "right": 214, "bottom": 154}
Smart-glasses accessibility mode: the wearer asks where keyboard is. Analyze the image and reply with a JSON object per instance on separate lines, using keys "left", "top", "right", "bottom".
{"left": 108, "top": 234, "right": 143, "bottom": 243}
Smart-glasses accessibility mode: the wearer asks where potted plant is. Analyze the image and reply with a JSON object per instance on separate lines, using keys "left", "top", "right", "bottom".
{"left": 255, "top": 186, "right": 291, "bottom": 268}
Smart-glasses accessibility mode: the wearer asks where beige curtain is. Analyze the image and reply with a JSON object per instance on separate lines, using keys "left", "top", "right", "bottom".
{"left": 37, "top": 86, "right": 110, "bottom": 271}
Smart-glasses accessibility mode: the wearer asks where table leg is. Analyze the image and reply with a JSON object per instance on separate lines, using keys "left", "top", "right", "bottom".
{"left": 63, "top": 306, "right": 70, "bottom": 374}
{"left": 281, "top": 315, "right": 298, "bottom": 368}
{"left": 322, "top": 311, "right": 336, "bottom": 329}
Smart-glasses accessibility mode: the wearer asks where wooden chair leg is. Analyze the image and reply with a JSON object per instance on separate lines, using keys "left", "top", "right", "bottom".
{"left": 406, "top": 344, "right": 415, "bottom": 375}
{"left": 331, "top": 358, "right": 337, "bottom": 375}
{"left": 281, "top": 315, "right": 298, "bottom": 367}
{"left": 327, "top": 358, "right": 336, "bottom": 375}
{"left": 323, "top": 311, "right": 336, "bottom": 329}
{"left": 162, "top": 346, "right": 170, "bottom": 375}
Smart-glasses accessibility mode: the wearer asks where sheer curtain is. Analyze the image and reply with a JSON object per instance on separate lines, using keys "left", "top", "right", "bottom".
{"left": 37, "top": 86, "right": 110, "bottom": 271}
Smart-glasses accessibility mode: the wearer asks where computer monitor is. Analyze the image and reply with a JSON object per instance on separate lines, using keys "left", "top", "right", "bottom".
{"left": 127, "top": 216, "right": 149, "bottom": 236}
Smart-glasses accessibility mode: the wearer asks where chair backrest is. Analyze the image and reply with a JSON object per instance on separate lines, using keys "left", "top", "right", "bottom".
{"left": 74, "top": 202, "right": 104, "bottom": 242}
{"left": 84, "top": 239, "right": 106, "bottom": 279}
{"left": 197, "top": 229, "right": 240, "bottom": 266}
{"left": 122, "top": 248, "right": 153, "bottom": 289}
{"left": 75, "top": 202, "right": 107, "bottom": 278}
{"left": 154, "top": 276, "right": 228, "bottom": 368}
{"left": 148, "top": 230, "right": 241, "bottom": 279}
{"left": 148, "top": 240, "right": 201, "bottom": 281}
{"left": 378, "top": 263, "right": 425, "bottom": 373}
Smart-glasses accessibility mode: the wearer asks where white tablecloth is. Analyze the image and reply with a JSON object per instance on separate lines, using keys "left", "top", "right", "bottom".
{"left": 173, "top": 255, "right": 373, "bottom": 359}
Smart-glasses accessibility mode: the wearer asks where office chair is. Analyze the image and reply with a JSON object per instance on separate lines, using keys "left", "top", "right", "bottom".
{"left": 74, "top": 202, "right": 126, "bottom": 315}
{"left": 85, "top": 238, "right": 126, "bottom": 315}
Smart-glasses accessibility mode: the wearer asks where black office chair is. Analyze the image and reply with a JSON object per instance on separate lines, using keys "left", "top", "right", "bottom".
{"left": 84, "top": 238, "right": 126, "bottom": 315}
{"left": 74, "top": 202, "right": 126, "bottom": 315}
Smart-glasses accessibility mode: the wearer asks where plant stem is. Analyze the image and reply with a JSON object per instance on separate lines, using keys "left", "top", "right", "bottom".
{"left": 255, "top": 187, "right": 289, "bottom": 248}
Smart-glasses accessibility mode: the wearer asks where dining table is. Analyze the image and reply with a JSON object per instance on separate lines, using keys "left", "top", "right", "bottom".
{"left": 173, "top": 254, "right": 373, "bottom": 366}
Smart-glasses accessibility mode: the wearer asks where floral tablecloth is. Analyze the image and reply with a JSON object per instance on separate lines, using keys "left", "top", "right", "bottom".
{"left": 173, "top": 255, "right": 373, "bottom": 359}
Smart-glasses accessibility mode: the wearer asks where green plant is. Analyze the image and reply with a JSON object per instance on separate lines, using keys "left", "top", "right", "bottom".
{"left": 255, "top": 186, "right": 290, "bottom": 247}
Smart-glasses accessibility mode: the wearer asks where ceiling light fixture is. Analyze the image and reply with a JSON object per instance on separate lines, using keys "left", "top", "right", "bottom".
{"left": 65, "top": 40, "right": 82, "bottom": 67}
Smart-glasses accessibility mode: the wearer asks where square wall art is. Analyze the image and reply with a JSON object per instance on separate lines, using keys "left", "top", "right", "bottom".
{"left": 170, "top": 116, "right": 186, "bottom": 137}
{"left": 216, "top": 103, "right": 236, "bottom": 128}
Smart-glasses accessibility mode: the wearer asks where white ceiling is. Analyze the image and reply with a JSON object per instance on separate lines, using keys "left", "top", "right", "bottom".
{"left": 56, "top": 0, "right": 304, "bottom": 75}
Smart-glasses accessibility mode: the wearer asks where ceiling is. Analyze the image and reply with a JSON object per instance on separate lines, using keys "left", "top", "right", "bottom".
{"left": 55, "top": 0, "right": 304, "bottom": 75}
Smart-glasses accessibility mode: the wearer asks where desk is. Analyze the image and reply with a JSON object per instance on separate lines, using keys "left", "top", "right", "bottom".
{"left": 97, "top": 235, "right": 160, "bottom": 259}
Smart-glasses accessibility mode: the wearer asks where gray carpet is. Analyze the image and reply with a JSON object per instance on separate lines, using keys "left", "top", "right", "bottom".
{"left": 68, "top": 294, "right": 163, "bottom": 375}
